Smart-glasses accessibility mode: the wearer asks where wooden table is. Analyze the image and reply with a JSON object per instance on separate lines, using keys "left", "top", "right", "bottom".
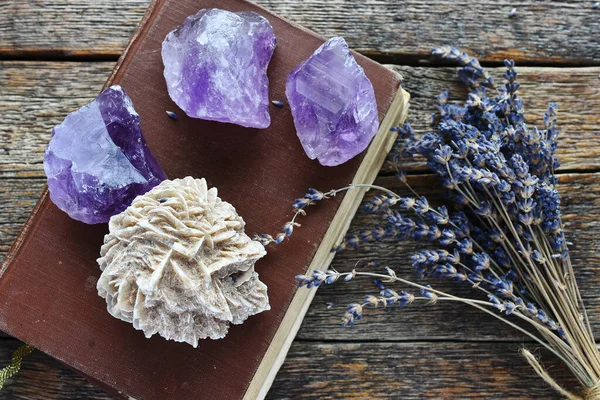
{"left": 0, "top": 1, "right": 599, "bottom": 398}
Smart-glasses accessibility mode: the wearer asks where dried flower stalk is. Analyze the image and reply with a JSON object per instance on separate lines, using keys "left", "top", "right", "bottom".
{"left": 264, "top": 47, "right": 600, "bottom": 399}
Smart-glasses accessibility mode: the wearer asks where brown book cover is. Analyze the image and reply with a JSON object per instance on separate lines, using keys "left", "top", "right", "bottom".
{"left": 0, "top": 0, "right": 408, "bottom": 399}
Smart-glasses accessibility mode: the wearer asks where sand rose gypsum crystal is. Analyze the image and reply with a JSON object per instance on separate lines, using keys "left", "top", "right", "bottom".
{"left": 97, "top": 177, "right": 270, "bottom": 347}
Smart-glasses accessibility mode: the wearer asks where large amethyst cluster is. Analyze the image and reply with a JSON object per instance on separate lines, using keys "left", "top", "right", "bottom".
{"left": 44, "top": 86, "right": 166, "bottom": 224}
{"left": 162, "top": 9, "right": 277, "bottom": 128}
{"left": 286, "top": 37, "right": 379, "bottom": 166}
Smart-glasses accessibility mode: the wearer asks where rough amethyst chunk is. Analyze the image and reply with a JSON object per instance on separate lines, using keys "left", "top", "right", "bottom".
{"left": 162, "top": 8, "right": 277, "bottom": 128}
{"left": 43, "top": 85, "right": 167, "bottom": 224}
{"left": 286, "top": 37, "right": 380, "bottom": 166}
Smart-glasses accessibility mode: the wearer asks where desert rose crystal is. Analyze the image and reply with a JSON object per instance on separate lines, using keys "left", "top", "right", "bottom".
{"left": 162, "top": 8, "right": 277, "bottom": 128}
{"left": 97, "top": 177, "right": 270, "bottom": 346}
{"left": 286, "top": 37, "right": 379, "bottom": 166}
{"left": 43, "top": 85, "right": 167, "bottom": 224}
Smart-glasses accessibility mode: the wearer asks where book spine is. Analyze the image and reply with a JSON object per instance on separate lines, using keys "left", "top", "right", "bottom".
{"left": 243, "top": 88, "right": 410, "bottom": 400}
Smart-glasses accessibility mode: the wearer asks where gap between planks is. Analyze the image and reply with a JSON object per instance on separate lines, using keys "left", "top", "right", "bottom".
{"left": 2, "top": 333, "right": 597, "bottom": 348}
{"left": 2, "top": 51, "right": 600, "bottom": 69}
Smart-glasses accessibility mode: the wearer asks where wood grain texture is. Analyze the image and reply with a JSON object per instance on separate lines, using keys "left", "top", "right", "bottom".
{"left": 0, "top": 337, "right": 578, "bottom": 400}
{"left": 390, "top": 65, "right": 600, "bottom": 172}
{"left": 0, "top": 1, "right": 150, "bottom": 59}
{"left": 2, "top": 1, "right": 600, "bottom": 65}
{"left": 0, "top": 179, "right": 46, "bottom": 256}
{"left": 0, "top": 62, "right": 598, "bottom": 343}
{"left": 0, "top": 339, "right": 111, "bottom": 400}
{"left": 0, "top": 1, "right": 404, "bottom": 398}
{"left": 1, "top": 173, "right": 599, "bottom": 343}
{"left": 0, "top": 8, "right": 599, "bottom": 395}
{"left": 0, "top": 62, "right": 114, "bottom": 178}
{"left": 1, "top": 62, "right": 599, "bottom": 180}
{"left": 268, "top": 342, "right": 580, "bottom": 399}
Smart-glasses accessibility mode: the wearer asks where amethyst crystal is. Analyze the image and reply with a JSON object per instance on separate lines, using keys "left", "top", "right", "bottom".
{"left": 43, "top": 85, "right": 167, "bottom": 224}
{"left": 286, "top": 37, "right": 379, "bottom": 166}
{"left": 162, "top": 9, "right": 277, "bottom": 129}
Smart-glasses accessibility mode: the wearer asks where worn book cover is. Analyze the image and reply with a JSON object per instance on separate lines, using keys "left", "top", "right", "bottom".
{"left": 0, "top": 0, "right": 409, "bottom": 398}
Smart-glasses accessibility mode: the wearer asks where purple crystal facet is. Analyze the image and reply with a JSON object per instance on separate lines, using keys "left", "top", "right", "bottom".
{"left": 162, "top": 9, "right": 277, "bottom": 129}
{"left": 44, "top": 85, "right": 167, "bottom": 224}
{"left": 286, "top": 37, "right": 379, "bottom": 166}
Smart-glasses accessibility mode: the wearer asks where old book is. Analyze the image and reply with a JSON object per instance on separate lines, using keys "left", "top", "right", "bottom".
{"left": 0, "top": 0, "right": 409, "bottom": 398}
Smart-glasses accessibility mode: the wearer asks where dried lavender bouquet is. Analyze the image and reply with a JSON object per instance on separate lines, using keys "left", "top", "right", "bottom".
{"left": 262, "top": 47, "right": 600, "bottom": 399}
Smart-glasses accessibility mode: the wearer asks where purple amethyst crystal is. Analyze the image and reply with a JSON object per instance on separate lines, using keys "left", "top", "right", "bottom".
{"left": 43, "top": 85, "right": 167, "bottom": 224}
{"left": 161, "top": 9, "right": 277, "bottom": 129}
{"left": 286, "top": 37, "right": 379, "bottom": 166}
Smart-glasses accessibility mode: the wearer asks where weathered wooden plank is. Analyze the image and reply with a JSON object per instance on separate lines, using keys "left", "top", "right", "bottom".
{"left": 0, "top": 179, "right": 45, "bottom": 256}
{"left": 268, "top": 342, "right": 579, "bottom": 399}
{"left": 1, "top": 172, "right": 599, "bottom": 343}
{"left": 1, "top": 61, "right": 599, "bottom": 341}
{"left": 390, "top": 65, "right": 600, "bottom": 172}
{"left": 2, "top": 1, "right": 600, "bottom": 65}
{"left": 0, "top": 339, "right": 112, "bottom": 399}
{"left": 1, "top": 62, "right": 599, "bottom": 180}
{"left": 0, "top": 60, "right": 599, "bottom": 398}
{"left": 0, "top": 62, "right": 114, "bottom": 178}
{"left": 0, "top": 179, "right": 595, "bottom": 398}
{"left": 0, "top": 337, "right": 579, "bottom": 399}
{"left": 0, "top": 1, "right": 150, "bottom": 59}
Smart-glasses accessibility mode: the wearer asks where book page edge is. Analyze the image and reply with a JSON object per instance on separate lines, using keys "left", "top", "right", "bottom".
{"left": 243, "top": 87, "right": 410, "bottom": 400}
